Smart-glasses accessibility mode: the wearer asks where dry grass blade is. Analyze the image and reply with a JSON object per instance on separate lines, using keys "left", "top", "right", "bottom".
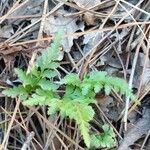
{"left": 0, "top": 99, "right": 20, "bottom": 149}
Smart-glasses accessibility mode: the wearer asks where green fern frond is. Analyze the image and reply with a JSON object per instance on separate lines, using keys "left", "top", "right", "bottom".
{"left": 38, "top": 79, "right": 59, "bottom": 91}
{"left": 15, "top": 68, "right": 39, "bottom": 87}
{"left": 2, "top": 85, "right": 28, "bottom": 100}
{"left": 63, "top": 71, "right": 134, "bottom": 99}
{"left": 36, "top": 30, "right": 63, "bottom": 71}
{"left": 47, "top": 98, "right": 60, "bottom": 115}
{"left": 90, "top": 124, "right": 117, "bottom": 148}
{"left": 80, "top": 121, "right": 91, "bottom": 148}
{"left": 42, "top": 70, "right": 58, "bottom": 79}
{"left": 83, "top": 71, "right": 134, "bottom": 98}
{"left": 94, "top": 83, "right": 103, "bottom": 93}
{"left": 61, "top": 101, "right": 94, "bottom": 148}
{"left": 2, "top": 31, "right": 133, "bottom": 149}
{"left": 81, "top": 82, "right": 92, "bottom": 95}
{"left": 23, "top": 89, "right": 57, "bottom": 106}
{"left": 48, "top": 99, "right": 95, "bottom": 148}
{"left": 23, "top": 93, "right": 46, "bottom": 106}
{"left": 62, "top": 73, "right": 81, "bottom": 86}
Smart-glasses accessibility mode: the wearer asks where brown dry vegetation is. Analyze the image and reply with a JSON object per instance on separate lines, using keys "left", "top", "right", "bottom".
{"left": 0, "top": 0, "right": 150, "bottom": 150}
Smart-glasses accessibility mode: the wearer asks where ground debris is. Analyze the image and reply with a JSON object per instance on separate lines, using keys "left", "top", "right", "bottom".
{"left": 118, "top": 104, "right": 150, "bottom": 150}
{"left": 1, "top": 0, "right": 150, "bottom": 149}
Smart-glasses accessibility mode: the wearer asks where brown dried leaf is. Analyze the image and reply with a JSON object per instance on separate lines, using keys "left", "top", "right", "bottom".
{"left": 43, "top": 9, "right": 84, "bottom": 53}
{"left": 118, "top": 106, "right": 150, "bottom": 150}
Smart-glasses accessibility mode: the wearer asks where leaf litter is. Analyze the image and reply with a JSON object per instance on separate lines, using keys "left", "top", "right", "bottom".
{"left": 0, "top": 0, "right": 150, "bottom": 149}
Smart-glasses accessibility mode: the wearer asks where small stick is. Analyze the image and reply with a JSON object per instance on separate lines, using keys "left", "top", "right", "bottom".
{"left": 21, "top": 131, "right": 35, "bottom": 150}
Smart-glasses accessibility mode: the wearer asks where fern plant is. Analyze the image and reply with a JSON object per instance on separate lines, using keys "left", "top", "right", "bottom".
{"left": 2, "top": 31, "right": 134, "bottom": 148}
{"left": 90, "top": 124, "right": 117, "bottom": 149}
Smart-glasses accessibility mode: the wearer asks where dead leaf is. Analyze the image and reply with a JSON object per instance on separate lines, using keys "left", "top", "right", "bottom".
{"left": 97, "top": 95, "right": 113, "bottom": 113}
{"left": 0, "top": 46, "right": 22, "bottom": 71}
{"left": 83, "top": 32, "right": 102, "bottom": 53}
{"left": 0, "top": 25, "right": 14, "bottom": 38}
{"left": 83, "top": 12, "right": 97, "bottom": 26}
{"left": 132, "top": 53, "right": 150, "bottom": 88}
{"left": 72, "top": 0, "right": 101, "bottom": 8}
{"left": 10, "top": 0, "right": 44, "bottom": 17}
{"left": 97, "top": 95, "right": 122, "bottom": 121}
{"left": 43, "top": 9, "right": 84, "bottom": 53}
{"left": 118, "top": 105, "right": 150, "bottom": 150}
{"left": 8, "top": 0, "right": 44, "bottom": 25}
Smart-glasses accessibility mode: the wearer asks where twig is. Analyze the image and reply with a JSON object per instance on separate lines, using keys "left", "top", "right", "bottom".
{"left": 140, "top": 129, "right": 150, "bottom": 150}
{"left": 0, "top": 0, "right": 22, "bottom": 24}
{"left": 116, "top": 0, "right": 149, "bottom": 130}
{"left": 28, "top": 106, "right": 84, "bottom": 150}
{"left": 1, "top": 106, "right": 43, "bottom": 149}
{"left": 0, "top": 99, "right": 20, "bottom": 149}
{"left": 26, "top": 0, "right": 49, "bottom": 74}
{"left": 21, "top": 131, "right": 35, "bottom": 150}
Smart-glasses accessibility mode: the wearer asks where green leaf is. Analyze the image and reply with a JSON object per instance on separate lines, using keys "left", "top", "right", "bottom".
{"left": 2, "top": 85, "right": 28, "bottom": 99}
{"left": 31, "top": 65, "right": 41, "bottom": 77}
{"left": 42, "top": 70, "right": 58, "bottom": 78}
{"left": 47, "top": 98, "right": 60, "bottom": 115}
{"left": 59, "top": 100, "right": 74, "bottom": 118}
{"left": 69, "top": 102, "right": 94, "bottom": 148}
{"left": 15, "top": 68, "right": 38, "bottom": 86}
{"left": 88, "top": 71, "right": 107, "bottom": 81}
{"left": 80, "top": 122, "right": 91, "bottom": 148}
{"left": 81, "top": 83, "right": 91, "bottom": 95}
{"left": 73, "top": 103, "right": 94, "bottom": 148}
{"left": 24, "top": 89, "right": 56, "bottom": 106}
{"left": 36, "top": 30, "right": 63, "bottom": 70}
{"left": 102, "top": 124, "right": 116, "bottom": 138}
{"left": 48, "top": 99, "right": 95, "bottom": 148}
{"left": 104, "top": 84, "right": 112, "bottom": 95}
{"left": 90, "top": 124, "right": 117, "bottom": 149}
{"left": 38, "top": 79, "right": 59, "bottom": 91}
{"left": 47, "top": 62, "right": 60, "bottom": 69}
{"left": 94, "top": 84, "right": 103, "bottom": 93}
{"left": 23, "top": 93, "right": 46, "bottom": 106}
{"left": 64, "top": 85, "right": 74, "bottom": 96}
{"left": 90, "top": 135, "right": 101, "bottom": 148}
{"left": 2, "top": 31, "right": 133, "bottom": 150}
{"left": 85, "top": 71, "right": 134, "bottom": 99}
{"left": 62, "top": 73, "right": 81, "bottom": 86}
